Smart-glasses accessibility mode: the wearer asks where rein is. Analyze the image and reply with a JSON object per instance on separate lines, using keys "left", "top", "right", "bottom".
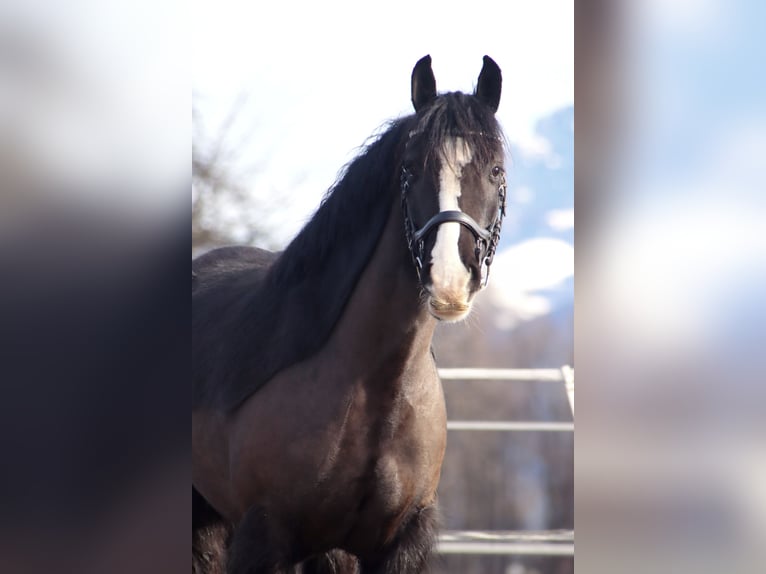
{"left": 400, "top": 148, "right": 507, "bottom": 287}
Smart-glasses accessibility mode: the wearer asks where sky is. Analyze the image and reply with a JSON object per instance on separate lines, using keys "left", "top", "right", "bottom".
{"left": 192, "top": 0, "right": 574, "bottom": 163}
{"left": 192, "top": 0, "right": 575, "bottom": 323}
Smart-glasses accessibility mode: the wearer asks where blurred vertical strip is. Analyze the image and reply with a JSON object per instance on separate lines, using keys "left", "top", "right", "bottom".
{"left": 0, "top": 1, "right": 188, "bottom": 573}
{"left": 574, "top": 0, "right": 621, "bottom": 230}
{"left": 577, "top": 1, "right": 766, "bottom": 573}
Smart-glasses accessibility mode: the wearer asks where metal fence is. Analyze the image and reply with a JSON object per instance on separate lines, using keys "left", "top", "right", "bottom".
{"left": 435, "top": 367, "right": 574, "bottom": 557}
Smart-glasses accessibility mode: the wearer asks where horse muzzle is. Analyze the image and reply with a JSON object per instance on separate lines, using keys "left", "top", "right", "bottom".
{"left": 427, "top": 293, "right": 472, "bottom": 322}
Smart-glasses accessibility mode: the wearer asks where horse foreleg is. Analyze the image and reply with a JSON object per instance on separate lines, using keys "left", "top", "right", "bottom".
{"left": 300, "top": 550, "right": 359, "bottom": 574}
{"left": 194, "top": 487, "right": 230, "bottom": 574}
{"left": 226, "top": 506, "right": 294, "bottom": 574}
{"left": 358, "top": 506, "right": 438, "bottom": 574}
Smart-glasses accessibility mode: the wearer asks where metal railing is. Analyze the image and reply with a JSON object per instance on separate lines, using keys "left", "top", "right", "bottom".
{"left": 438, "top": 366, "right": 575, "bottom": 432}
{"left": 436, "top": 367, "right": 574, "bottom": 557}
{"left": 437, "top": 530, "right": 574, "bottom": 556}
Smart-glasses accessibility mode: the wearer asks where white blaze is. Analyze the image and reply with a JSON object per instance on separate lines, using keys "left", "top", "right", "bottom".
{"left": 430, "top": 137, "right": 473, "bottom": 296}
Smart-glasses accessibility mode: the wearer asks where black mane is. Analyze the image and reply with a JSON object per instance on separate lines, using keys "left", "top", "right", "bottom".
{"left": 192, "top": 93, "right": 503, "bottom": 412}
{"left": 193, "top": 117, "right": 415, "bottom": 410}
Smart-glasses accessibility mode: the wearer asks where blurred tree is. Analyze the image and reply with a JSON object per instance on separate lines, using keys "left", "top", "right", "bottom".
{"left": 192, "top": 98, "right": 281, "bottom": 254}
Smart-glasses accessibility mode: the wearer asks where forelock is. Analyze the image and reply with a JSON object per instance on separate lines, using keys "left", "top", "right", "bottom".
{"left": 410, "top": 93, "right": 505, "bottom": 166}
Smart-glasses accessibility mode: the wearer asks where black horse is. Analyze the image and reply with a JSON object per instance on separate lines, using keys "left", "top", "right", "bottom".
{"left": 192, "top": 55, "right": 507, "bottom": 574}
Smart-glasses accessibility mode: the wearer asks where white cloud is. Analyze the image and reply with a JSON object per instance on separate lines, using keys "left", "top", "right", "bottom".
{"left": 493, "top": 238, "right": 574, "bottom": 292}
{"left": 512, "top": 185, "right": 535, "bottom": 205}
{"left": 491, "top": 294, "right": 552, "bottom": 331}
{"left": 545, "top": 208, "right": 574, "bottom": 232}
{"left": 486, "top": 238, "right": 574, "bottom": 326}
{"left": 511, "top": 132, "right": 554, "bottom": 161}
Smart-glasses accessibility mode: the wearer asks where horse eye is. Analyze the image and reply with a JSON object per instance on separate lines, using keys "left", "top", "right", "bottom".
{"left": 491, "top": 166, "right": 503, "bottom": 177}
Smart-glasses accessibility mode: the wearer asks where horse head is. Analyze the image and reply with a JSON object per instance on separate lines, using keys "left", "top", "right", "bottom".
{"left": 402, "top": 55, "right": 507, "bottom": 322}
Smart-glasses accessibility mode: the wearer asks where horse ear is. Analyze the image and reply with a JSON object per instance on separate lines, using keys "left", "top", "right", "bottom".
{"left": 475, "top": 55, "right": 502, "bottom": 113}
{"left": 411, "top": 55, "right": 437, "bottom": 112}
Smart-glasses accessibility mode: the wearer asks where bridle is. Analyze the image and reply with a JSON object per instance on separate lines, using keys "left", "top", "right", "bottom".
{"left": 400, "top": 141, "right": 507, "bottom": 287}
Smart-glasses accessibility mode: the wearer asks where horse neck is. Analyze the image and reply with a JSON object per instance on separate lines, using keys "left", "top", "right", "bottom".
{"left": 328, "top": 192, "right": 437, "bottom": 379}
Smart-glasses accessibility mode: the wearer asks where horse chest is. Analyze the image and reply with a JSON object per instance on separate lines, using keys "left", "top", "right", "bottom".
{"left": 224, "top": 349, "right": 447, "bottom": 555}
{"left": 327, "top": 372, "right": 447, "bottom": 548}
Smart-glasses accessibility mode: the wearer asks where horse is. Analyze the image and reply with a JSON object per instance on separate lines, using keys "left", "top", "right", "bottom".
{"left": 192, "top": 54, "right": 507, "bottom": 574}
